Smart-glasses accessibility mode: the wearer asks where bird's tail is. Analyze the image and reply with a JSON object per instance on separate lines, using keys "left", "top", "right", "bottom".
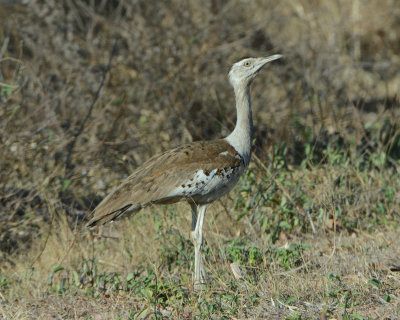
{"left": 86, "top": 204, "right": 136, "bottom": 228}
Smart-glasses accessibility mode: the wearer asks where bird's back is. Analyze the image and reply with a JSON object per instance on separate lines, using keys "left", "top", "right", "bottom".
{"left": 87, "top": 139, "right": 245, "bottom": 227}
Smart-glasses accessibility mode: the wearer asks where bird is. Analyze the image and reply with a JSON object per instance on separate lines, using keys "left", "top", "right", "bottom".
{"left": 87, "top": 54, "right": 283, "bottom": 289}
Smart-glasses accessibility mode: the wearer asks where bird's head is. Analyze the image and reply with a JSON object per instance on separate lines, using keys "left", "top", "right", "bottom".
{"left": 229, "top": 54, "right": 282, "bottom": 88}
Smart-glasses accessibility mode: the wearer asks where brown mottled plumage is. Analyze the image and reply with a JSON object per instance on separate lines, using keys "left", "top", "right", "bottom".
{"left": 87, "top": 140, "right": 242, "bottom": 227}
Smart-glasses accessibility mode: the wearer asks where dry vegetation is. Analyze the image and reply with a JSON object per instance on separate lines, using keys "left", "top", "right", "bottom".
{"left": 1, "top": 0, "right": 400, "bottom": 319}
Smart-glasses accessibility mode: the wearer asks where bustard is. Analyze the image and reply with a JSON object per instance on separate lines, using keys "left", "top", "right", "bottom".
{"left": 87, "top": 54, "right": 282, "bottom": 289}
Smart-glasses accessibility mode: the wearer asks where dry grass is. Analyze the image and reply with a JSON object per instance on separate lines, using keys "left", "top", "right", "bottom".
{"left": 1, "top": 0, "right": 400, "bottom": 319}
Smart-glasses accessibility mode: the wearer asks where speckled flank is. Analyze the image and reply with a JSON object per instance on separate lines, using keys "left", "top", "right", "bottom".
{"left": 166, "top": 153, "right": 246, "bottom": 205}
{"left": 168, "top": 169, "right": 217, "bottom": 197}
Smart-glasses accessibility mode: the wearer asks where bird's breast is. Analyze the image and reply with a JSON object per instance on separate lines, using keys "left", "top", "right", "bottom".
{"left": 190, "top": 163, "right": 246, "bottom": 204}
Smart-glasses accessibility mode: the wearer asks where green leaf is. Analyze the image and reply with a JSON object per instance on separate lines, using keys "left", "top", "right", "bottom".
{"left": 236, "top": 210, "right": 247, "bottom": 221}
{"left": 72, "top": 270, "right": 80, "bottom": 287}
{"left": 140, "top": 287, "right": 153, "bottom": 298}
{"left": 280, "top": 196, "right": 287, "bottom": 207}
{"left": 261, "top": 216, "right": 269, "bottom": 232}
{"left": 368, "top": 278, "right": 381, "bottom": 289}
{"left": 350, "top": 314, "right": 364, "bottom": 320}
{"left": 279, "top": 220, "right": 291, "bottom": 229}
{"left": 126, "top": 273, "right": 134, "bottom": 282}
{"left": 61, "top": 179, "right": 71, "bottom": 192}
{"left": 383, "top": 294, "right": 392, "bottom": 302}
{"left": 48, "top": 266, "right": 64, "bottom": 285}
{"left": 285, "top": 296, "right": 296, "bottom": 304}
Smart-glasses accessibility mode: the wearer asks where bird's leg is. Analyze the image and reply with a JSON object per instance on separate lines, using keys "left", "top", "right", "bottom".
{"left": 191, "top": 203, "right": 198, "bottom": 231}
{"left": 190, "top": 203, "right": 207, "bottom": 289}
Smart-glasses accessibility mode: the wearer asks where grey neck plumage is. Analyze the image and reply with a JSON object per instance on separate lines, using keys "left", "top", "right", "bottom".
{"left": 225, "top": 83, "right": 253, "bottom": 166}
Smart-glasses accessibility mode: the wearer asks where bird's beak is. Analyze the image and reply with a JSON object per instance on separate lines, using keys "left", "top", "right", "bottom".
{"left": 256, "top": 54, "right": 283, "bottom": 71}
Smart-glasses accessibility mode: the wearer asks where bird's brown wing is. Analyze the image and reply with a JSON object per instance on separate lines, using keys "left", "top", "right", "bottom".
{"left": 86, "top": 139, "right": 242, "bottom": 227}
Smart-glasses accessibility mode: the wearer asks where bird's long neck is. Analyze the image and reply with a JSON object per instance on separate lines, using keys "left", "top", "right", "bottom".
{"left": 225, "top": 83, "right": 253, "bottom": 165}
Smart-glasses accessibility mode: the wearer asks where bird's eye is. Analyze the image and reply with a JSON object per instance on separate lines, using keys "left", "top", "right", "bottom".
{"left": 244, "top": 61, "right": 251, "bottom": 67}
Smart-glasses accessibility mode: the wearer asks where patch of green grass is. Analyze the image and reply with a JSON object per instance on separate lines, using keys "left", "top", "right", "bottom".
{"left": 226, "top": 239, "right": 309, "bottom": 271}
{"left": 235, "top": 138, "right": 399, "bottom": 241}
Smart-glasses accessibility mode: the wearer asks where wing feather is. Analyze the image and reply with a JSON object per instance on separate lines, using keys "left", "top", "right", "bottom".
{"left": 87, "top": 139, "right": 242, "bottom": 227}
